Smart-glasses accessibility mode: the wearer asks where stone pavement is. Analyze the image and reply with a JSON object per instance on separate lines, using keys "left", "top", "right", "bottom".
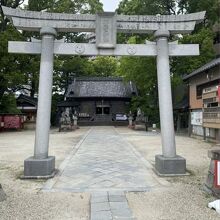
{"left": 44, "top": 127, "right": 164, "bottom": 192}
{"left": 43, "top": 126, "right": 168, "bottom": 219}
{"left": 90, "top": 191, "right": 135, "bottom": 220}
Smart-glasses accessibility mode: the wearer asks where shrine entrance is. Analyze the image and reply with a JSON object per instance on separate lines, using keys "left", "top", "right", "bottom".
{"left": 2, "top": 6, "right": 205, "bottom": 178}
{"left": 96, "top": 101, "right": 110, "bottom": 115}
{"left": 96, "top": 107, "right": 110, "bottom": 115}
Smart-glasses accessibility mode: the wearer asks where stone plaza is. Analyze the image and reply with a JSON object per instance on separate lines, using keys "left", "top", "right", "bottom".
{"left": 0, "top": 127, "right": 219, "bottom": 219}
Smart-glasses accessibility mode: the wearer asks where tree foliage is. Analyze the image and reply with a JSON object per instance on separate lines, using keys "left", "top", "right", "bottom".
{"left": 0, "top": 94, "right": 21, "bottom": 113}
{"left": 117, "top": 0, "right": 177, "bottom": 15}
{"left": 89, "top": 56, "right": 118, "bottom": 77}
{"left": 0, "top": 0, "right": 104, "bottom": 113}
{"left": 28, "top": 0, "right": 103, "bottom": 13}
{"left": 117, "top": 0, "right": 217, "bottom": 123}
{"left": 0, "top": 0, "right": 25, "bottom": 32}
{"left": 172, "top": 28, "right": 215, "bottom": 77}
{"left": 178, "top": 0, "right": 220, "bottom": 25}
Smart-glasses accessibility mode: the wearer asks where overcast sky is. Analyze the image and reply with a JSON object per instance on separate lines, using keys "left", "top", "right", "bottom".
{"left": 100, "top": 0, "right": 121, "bottom": 12}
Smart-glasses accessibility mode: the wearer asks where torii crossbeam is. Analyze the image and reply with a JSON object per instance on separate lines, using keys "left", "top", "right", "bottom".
{"left": 2, "top": 6, "right": 206, "bottom": 178}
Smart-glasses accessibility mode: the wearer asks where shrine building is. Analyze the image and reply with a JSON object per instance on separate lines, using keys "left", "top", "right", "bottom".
{"left": 57, "top": 77, "right": 138, "bottom": 125}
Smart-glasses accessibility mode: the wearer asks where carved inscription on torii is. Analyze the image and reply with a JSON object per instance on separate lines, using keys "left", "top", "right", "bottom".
{"left": 96, "top": 13, "right": 116, "bottom": 49}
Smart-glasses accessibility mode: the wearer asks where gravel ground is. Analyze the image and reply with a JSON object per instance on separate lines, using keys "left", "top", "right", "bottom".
{"left": 0, "top": 127, "right": 220, "bottom": 220}
{"left": 0, "top": 128, "right": 90, "bottom": 220}
{"left": 115, "top": 127, "right": 220, "bottom": 220}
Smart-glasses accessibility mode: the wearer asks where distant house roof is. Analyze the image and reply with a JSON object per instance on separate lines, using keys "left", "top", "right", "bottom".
{"left": 183, "top": 58, "right": 220, "bottom": 80}
{"left": 16, "top": 94, "right": 37, "bottom": 106}
{"left": 65, "top": 77, "right": 138, "bottom": 98}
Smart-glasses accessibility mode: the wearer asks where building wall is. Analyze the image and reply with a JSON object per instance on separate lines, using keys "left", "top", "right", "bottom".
{"left": 214, "top": 43, "right": 220, "bottom": 56}
{"left": 192, "top": 125, "right": 204, "bottom": 136}
{"left": 111, "top": 101, "right": 128, "bottom": 114}
{"left": 217, "top": 129, "right": 220, "bottom": 142}
{"left": 80, "top": 101, "right": 95, "bottom": 116}
{"left": 189, "top": 67, "right": 219, "bottom": 109}
{"left": 78, "top": 100, "right": 128, "bottom": 116}
{"left": 188, "top": 67, "right": 220, "bottom": 142}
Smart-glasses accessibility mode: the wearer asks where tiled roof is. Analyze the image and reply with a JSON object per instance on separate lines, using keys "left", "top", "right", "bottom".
{"left": 57, "top": 101, "right": 79, "bottom": 107}
{"left": 183, "top": 58, "right": 220, "bottom": 80}
{"left": 66, "top": 77, "right": 137, "bottom": 98}
{"left": 16, "top": 94, "right": 37, "bottom": 106}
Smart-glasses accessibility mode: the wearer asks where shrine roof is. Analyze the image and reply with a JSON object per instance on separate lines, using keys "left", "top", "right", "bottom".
{"left": 16, "top": 94, "right": 37, "bottom": 106}
{"left": 66, "top": 77, "right": 137, "bottom": 98}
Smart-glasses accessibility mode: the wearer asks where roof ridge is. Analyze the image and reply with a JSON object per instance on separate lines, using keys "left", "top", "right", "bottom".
{"left": 183, "top": 57, "right": 220, "bottom": 80}
{"left": 72, "top": 76, "right": 123, "bottom": 81}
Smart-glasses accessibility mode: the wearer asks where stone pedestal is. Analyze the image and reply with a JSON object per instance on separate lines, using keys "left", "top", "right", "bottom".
{"left": 23, "top": 156, "right": 55, "bottom": 178}
{"left": 73, "top": 119, "right": 77, "bottom": 126}
{"left": 155, "top": 155, "right": 186, "bottom": 175}
{"left": 128, "top": 116, "right": 133, "bottom": 127}
{"left": 204, "top": 147, "right": 220, "bottom": 197}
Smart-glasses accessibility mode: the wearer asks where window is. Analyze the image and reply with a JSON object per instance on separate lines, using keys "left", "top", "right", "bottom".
{"left": 196, "top": 79, "right": 220, "bottom": 99}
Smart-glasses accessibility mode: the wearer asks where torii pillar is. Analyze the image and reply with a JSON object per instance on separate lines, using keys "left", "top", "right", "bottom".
{"left": 154, "top": 29, "right": 185, "bottom": 175}
{"left": 24, "top": 27, "right": 57, "bottom": 178}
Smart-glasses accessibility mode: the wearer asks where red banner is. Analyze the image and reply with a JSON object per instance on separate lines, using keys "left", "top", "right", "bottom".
{"left": 215, "top": 160, "right": 220, "bottom": 188}
{"left": 3, "top": 116, "right": 21, "bottom": 129}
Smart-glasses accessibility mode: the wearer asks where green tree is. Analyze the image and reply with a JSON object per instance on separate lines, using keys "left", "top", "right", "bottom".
{"left": 0, "top": 0, "right": 42, "bottom": 108}
{"left": 118, "top": 56, "right": 159, "bottom": 122}
{"left": 90, "top": 56, "right": 119, "bottom": 77}
{"left": 0, "top": 0, "right": 25, "bottom": 32}
{"left": 116, "top": 0, "right": 167, "bottom": 121}
{"left": 117, "top": 0, "right": 176, "bottom": 15}
{"left": 0, "top": 0, "right": 104, "bottom": 113}
{"left": 178, "top": 0, "right": 220, "bottom": 25}
{"left": 27, "top": 0, "right": 104, "bottom": 96}
{"left": 0, "top": 94, "right": 20, "bottom": 113}
{"left": 117, "top": 35, "right": 159, "bottom": 122}
{"left": 28, "top": 0, "right": 103, "bottom": 14}
{"left": 172, "top": 28, "right": 215, "bottom": 78}
{"left": 117, "top": 0, "right": 217, "bottom": 123}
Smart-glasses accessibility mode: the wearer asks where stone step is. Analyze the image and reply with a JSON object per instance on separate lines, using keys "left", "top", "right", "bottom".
{"left": 94, "top": 115, "right": 113, "bottom": 122}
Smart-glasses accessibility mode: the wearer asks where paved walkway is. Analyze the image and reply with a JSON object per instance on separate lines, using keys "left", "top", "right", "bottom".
{"left": 43, "top": 126, "right": 168, "bottom": 220}
{"left": 44, "top": 127, "right": 164, "bottom": 192}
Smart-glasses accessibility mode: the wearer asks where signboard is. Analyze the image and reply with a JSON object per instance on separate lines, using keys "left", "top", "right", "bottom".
{"left": 191, "top": 111, "right": 203, "bottom": 126}
{"left": 215, "top": 160, "right": 220, "bottom": 188}
{"left": 116, "top": 114, "right": 127, "bottom": 121}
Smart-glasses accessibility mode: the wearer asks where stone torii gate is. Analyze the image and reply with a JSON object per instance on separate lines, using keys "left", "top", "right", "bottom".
{"left": 2, "top": 6, "right": 205, "bottom": 178}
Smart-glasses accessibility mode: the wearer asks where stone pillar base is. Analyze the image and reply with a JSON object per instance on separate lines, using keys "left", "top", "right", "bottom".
{"left": 204, "top": 160, "right": 220, "bottom": 197}
{"left": 204, "top": 148, "right": 220, "bottom": 197}
{"left": 155, "top": 155, "right": 186, "bottom": 176}
{"left": 22, "top": 156, "right": 55, "bottom": 179}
